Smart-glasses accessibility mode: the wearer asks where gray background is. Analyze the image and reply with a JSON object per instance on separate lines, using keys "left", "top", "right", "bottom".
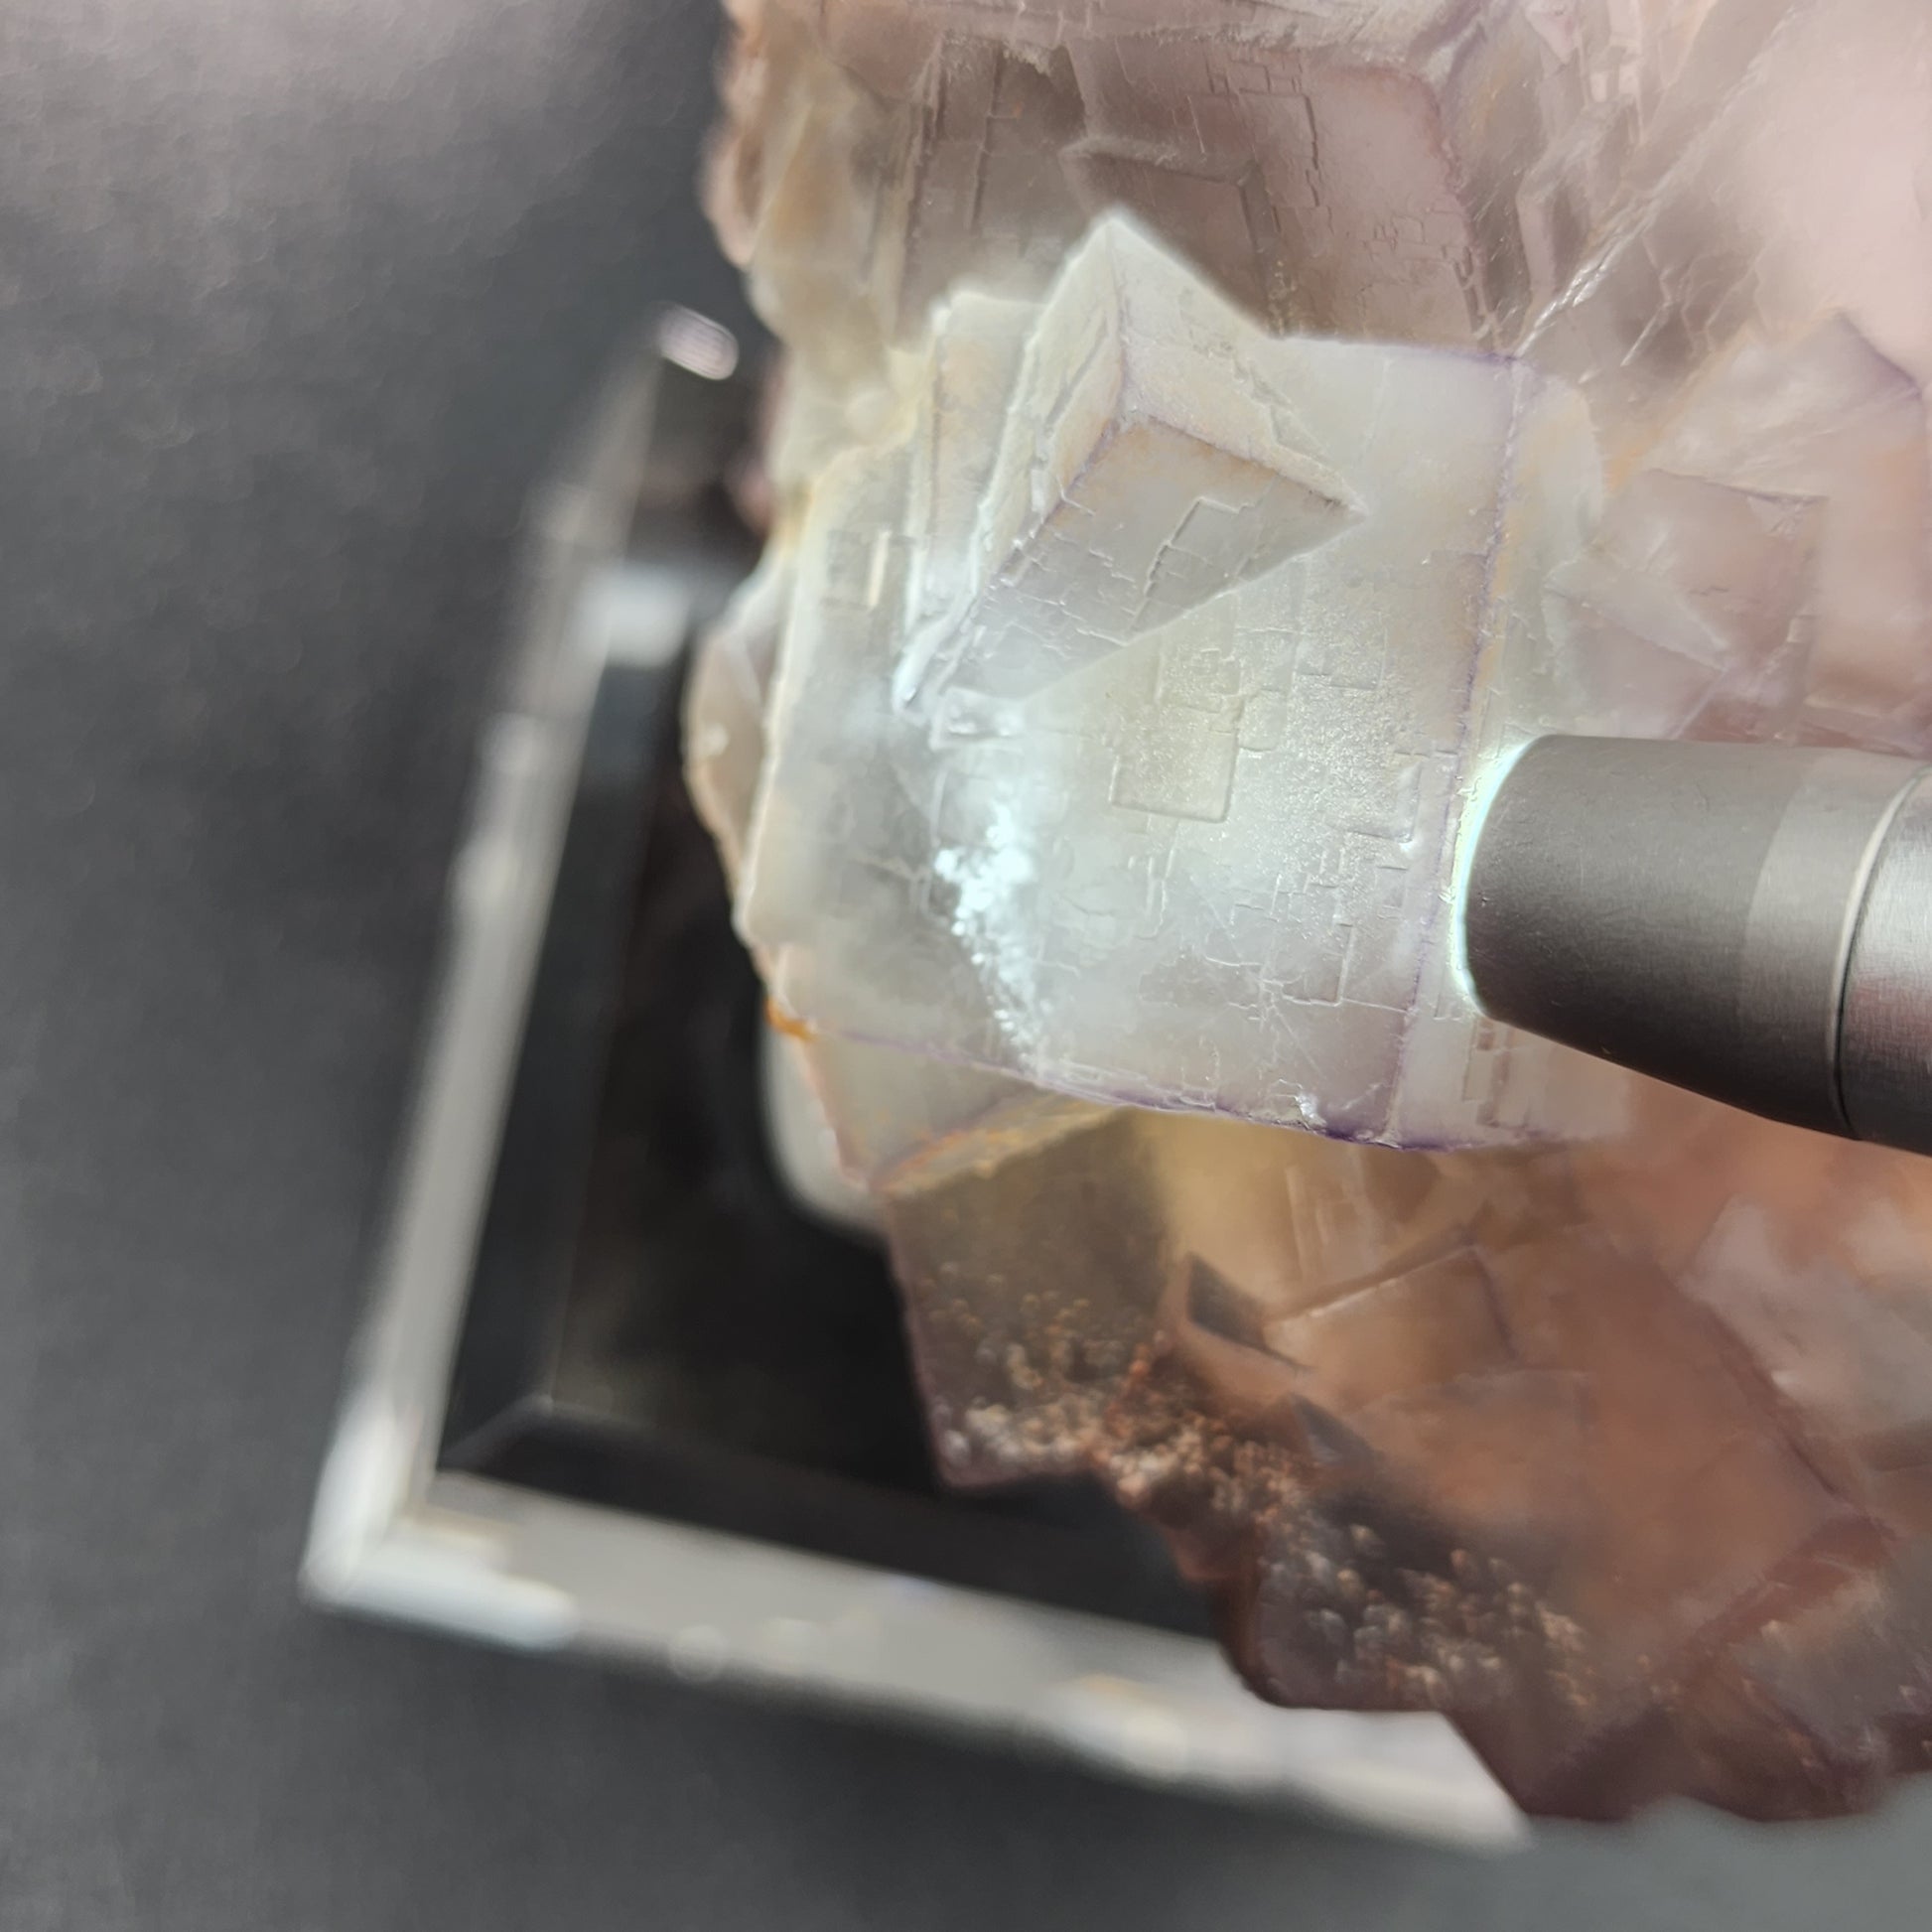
{"left": 2, "top": 1, "right": 1929, "bottom": 1924}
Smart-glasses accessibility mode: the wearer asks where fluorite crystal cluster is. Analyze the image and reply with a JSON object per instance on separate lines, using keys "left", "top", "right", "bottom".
{"left": 686, "top": 0, "right": 1932, "bottom": 1818}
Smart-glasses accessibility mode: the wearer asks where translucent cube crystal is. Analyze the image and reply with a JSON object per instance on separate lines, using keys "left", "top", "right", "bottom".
{"left": 897, "top": 225, "right": 1364, "bottom": 710}
{"left": 739, "top": 216, "right": 1628, "bottom": 1145}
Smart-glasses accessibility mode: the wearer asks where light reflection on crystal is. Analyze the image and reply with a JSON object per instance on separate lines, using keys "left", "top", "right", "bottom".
{"left": 736, "top": 216, "right": 1633, "bottom": 1144}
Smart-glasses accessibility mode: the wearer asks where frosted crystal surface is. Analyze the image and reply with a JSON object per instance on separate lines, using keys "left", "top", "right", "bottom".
{"left": 740, "top": 217, "right": 1629, "bottom": 1144}
{"left": 688, "top": 0, "right": 1932, "bottom": 1820}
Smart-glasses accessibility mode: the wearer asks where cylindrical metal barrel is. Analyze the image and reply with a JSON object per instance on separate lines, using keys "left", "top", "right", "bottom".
{"left": 1464, "top": 735, "right": 1932, "bottom": 1152}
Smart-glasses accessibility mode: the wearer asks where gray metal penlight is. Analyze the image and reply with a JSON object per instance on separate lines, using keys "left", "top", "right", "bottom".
{"left": 1464, "top": 736, "right": 1932, "bottom": 1152}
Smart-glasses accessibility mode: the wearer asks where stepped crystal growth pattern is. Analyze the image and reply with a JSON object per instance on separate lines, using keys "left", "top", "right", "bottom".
{"left": 686, "top": 0, "right": 1932, "bottom": 1817}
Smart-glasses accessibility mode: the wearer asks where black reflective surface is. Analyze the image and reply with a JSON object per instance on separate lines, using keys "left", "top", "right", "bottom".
{"left": 438, "top": 646, "right": 1207, "bottom": 1634}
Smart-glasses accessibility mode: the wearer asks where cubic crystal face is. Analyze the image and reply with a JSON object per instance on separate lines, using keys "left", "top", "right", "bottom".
{"left": 690, "top": 0, "right": 1932, "bottom": 1821}
{"left": 742, "top": 217, "right": 1629, "bottom": 1144}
